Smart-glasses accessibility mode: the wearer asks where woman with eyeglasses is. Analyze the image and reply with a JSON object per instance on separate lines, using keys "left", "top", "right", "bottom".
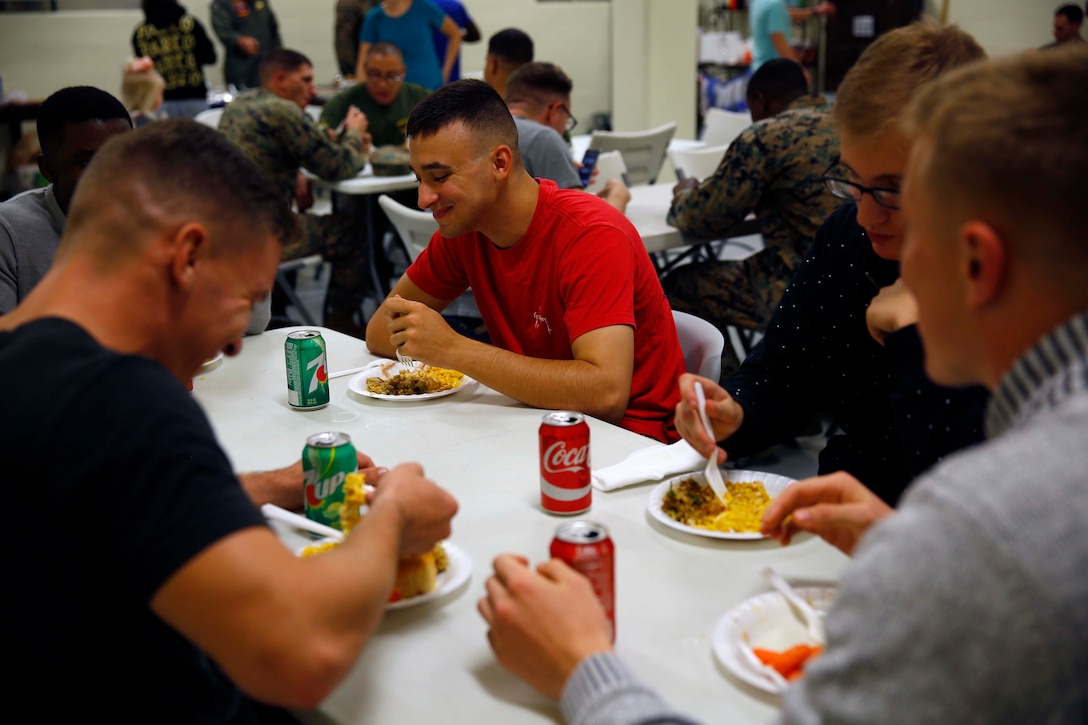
{"left": 675, "top": 22, "right": 991, "bottom": 507}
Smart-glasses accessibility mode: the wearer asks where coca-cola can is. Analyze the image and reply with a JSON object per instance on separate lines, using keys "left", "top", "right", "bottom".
{"left": 551, "top": 520, "right": 615, "bottom": 642}
{"left": 539, "top": 411, "right": 591, "bottom": 515}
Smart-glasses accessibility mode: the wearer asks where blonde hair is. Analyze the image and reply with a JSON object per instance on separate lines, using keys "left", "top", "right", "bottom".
{"left": 834, "top": 21, "right": 985, "bottom": 139}
{"left": 120, "top": 60, "right": 165, "bottom": 115}
{"left": 903, "top": 44, "right": 1088, "bottom": 280}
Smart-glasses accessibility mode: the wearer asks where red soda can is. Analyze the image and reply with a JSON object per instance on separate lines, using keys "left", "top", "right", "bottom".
{"left": 551, "top": 520, "right": 616, "bottom": 642}
{"left": 539, "top": 411, "right": 591, "bottom": 514}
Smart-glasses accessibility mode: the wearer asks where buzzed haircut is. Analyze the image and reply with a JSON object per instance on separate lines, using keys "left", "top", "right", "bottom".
{"left": 745, "top": 59, "right": 809, "bottom": 106}
{"left": 407, "top": 79, "right": 518, "bottom": 153}
{"left": 36, "top": 86, "right": 132, "bottom": 152}
{"left": 67, "top": 119, "right": 294, "bottom": 256}
{"left": 259, "top": 48, "right": 312, "bottom": 86}
{"left": 368, "top": 41, "right": 405, "bottom": 62}
{"left": 506, "top": 62, "right": 573, "bottom": 108}
{"left": 834, "top": 21, "right": 985, "bottom": 139}
{"left": 1056, "top": 4, "right": 1084, "bottom": 24}
{"left": 487, "top": 28, "right": 534, "bottom": 65}
{"left": 904, "top": 44, "right": 1088, "bottom": 285}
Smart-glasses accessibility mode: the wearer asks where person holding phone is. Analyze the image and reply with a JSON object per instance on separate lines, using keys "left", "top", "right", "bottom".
{"left": 505, "top": 62, "right": 630, "bottom": 212}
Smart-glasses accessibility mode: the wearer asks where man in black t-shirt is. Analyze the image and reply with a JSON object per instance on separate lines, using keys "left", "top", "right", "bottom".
{"left": 0, "top": 120, "right": 457, "bottom": 722}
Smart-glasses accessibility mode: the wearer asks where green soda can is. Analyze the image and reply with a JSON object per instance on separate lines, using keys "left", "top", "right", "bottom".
{"left": 303, "top": 431, "right": 358, "bottom": 529}
{"left": 285, "top": 330, "right": 330, "bottom": 410}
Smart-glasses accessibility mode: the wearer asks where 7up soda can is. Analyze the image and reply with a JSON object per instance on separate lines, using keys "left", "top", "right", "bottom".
{"left": 303, "top": 432, "right": 358, "bottom": 529}
{"left": 285, "top": 330, "right": 329, "bottom": 410}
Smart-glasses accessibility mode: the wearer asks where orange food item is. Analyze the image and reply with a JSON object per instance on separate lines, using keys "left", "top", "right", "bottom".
{"left": 753, "top": 644, "right": 823, "bottom": 679}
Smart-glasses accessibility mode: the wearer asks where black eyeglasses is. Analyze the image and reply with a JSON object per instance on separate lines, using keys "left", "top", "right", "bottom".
{"left": 365, "top": 70, "right": 405, "bottom": 84}
{"left": 821, "top": 158, "right": 901, "bottom": 210}
{"left": 557, "top": 103, "right": 578, "bottom": 133}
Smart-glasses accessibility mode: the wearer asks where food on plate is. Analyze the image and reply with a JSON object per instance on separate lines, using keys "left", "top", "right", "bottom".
{"left": 299, "top": 472, "right": 449, "bottom": 602}
{"left": 661, "top": 477, "right": 771, "bottom": 533}
{"left": 753, "top": 643, "right": 823, "bottom": 680}
{"left": 366, "top": 363, "right": 464, "bottom": 396}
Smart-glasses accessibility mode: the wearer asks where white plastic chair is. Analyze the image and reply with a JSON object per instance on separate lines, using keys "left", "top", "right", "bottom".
{"left": 667, "top": 144, "right": 729, "bottom": 183}
{"left": 377, "top": 194, "right": 437, "bottom": 262}
{"left": 588, "top": 122, "right": 677, "bottom": 185}
{"left": 700, "top": 108, "right": 751, "bottom": 147}
{"left": 583, "top": 150, "right": 627, "bottom": 195}
{"left": 672, "top": 310, "right": 726, "bottom": 383}
{"left": 194, "top": 108, "right": 224, "bottom": 129}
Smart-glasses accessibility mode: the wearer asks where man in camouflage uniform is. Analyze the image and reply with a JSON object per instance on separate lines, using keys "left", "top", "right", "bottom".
{"left": 335, "top": 0, "right": 380, "bottom": 77}
{"left": 662, "top": 59, "right": 842, "bottom": 378}
{"left": 211, "top": 0, "right": 282, "bottom": 89}
{"left": 220, "top": 48, "right": 372, "bottom": 332}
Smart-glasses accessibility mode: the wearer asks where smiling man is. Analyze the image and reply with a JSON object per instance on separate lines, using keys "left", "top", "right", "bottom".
{"left": 673, "top": 22, "right": 989, "bottom": 506}
{"left": 365, "top": 79, "right": 685, "bottom": 442}
{"left": 321, "top": 42, "right": 430, "bottom": 147}
{"left": 0, "top": 119, "right": 457, "bottom": 721}
{"left": 0, "top": 86, "right": 132, "bottom": 313}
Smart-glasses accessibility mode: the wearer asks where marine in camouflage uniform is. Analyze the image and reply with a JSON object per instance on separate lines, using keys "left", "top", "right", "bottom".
{"left": 219, "top": 89, "right": 370, "bottom": 318}
{"left": 210, "top": 0, "right": 282, "bottom": 89}
{"left": 661, "top": 96, "right": 842, "bottom": 379}
{"left": 335, "top": 0, "right": 380, "bottom": 77}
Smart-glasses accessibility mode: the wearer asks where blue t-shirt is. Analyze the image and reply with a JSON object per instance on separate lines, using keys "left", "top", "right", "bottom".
{"left": 361, "top": 0, "right": 447, "bottom": 90}
{"left": 432, "top": 0, "right": 471, "bottom": 82}
{"left": 750, "top": 0, "right": 792, "bottom": 71}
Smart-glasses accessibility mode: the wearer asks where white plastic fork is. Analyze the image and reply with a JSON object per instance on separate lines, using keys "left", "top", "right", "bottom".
{"left": 760, "top": 566, "right": 827, "bottom": 645}
{"left": 694, "top": 381, "right": 729, "bottom": 506}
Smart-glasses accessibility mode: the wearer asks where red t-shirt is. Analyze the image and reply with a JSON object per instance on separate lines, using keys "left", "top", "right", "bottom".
{"left": 408, "top": 179, "right": 684, "bottom": 442}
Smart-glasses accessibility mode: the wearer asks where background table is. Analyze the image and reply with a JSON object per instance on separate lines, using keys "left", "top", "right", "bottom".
{"left": 194, "top": 327, "right": 844, "bottom": 724}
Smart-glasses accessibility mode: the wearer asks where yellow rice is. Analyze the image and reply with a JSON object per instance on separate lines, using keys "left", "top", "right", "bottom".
{"left": 661, "top": 477, "right": 771, "bottom": 533}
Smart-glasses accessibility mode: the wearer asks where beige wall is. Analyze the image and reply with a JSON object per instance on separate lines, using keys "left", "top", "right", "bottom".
{"left": 0, "top": 0, "right": 1063, "bottom": 133}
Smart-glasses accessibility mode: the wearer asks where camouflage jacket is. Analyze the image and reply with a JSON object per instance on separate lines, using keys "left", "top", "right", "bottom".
{"left": 335, "top": 0, "right": 380, "bottom": 76}
{"left": 219, "top": 90, "right": 368, "bottom": 203}
{"left": 668, "top": 96, "right": 841, "bottom": 269}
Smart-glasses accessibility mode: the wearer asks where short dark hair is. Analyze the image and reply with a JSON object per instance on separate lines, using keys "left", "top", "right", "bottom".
{"left": 68, "top": 119, "right": 295, "bottom": 253}
{"left": 36, "top": 86, "right": 132, "bottom": 151}
{"left": 259, "top": 48, "right": 312, "bottom": 86}
{"left": 487, "top": 28, "right": 534, "bottom": 65}
{"left": 1056, "top": 4, "right": 1084, "bottom": 24}
{"left": 407, "top": 79, "right": 518, "bottom": 152}
{"left": 368, "top": 41, "right": 405, "bottom": 63}
{"left": 746, "top": 59, "right": 808, "bottom": 106}
{"left": 506, "top": 62, "right": 573, "bottom": 108}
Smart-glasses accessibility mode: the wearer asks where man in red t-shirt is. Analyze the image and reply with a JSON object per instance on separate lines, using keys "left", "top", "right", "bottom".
{"left": 365, "top": 80, "right": 685, "bottom": 442}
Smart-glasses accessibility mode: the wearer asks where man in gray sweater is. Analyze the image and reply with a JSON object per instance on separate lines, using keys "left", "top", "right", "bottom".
{"left": 0, "top": 86, "right": 131, "bottom": 314}
{"left": 478, "top": 46, "right": 1088, "bottom": 724}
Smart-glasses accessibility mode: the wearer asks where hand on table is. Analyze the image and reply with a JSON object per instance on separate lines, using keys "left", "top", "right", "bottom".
{"left": 368, "top": 462, "right": 458, "bottom": 558}
{"left": 672, "top": 177, "right": 700, "bottom": 197}
{"left": 384, "top": 295, "right": 461, "bottom": 365}
{"left": 598, "top": 177, "right": 631, "bottom": 213}
{"left": 674, "top": 373, "right": 743, "bottom": 463}
{"left": 478, "top": 555, "right": 614, "bottom": 699}
{"left": 238, "top": 450, "right": 381, "bottom": 510}
{"left": 236, "top": 36, "right": 260, "bottom": 56}
{"left": 866, "top": 278, "right": 918, "bottom": 346}
{"left": 760, "top": 471, "right": 893, "bottom": 555}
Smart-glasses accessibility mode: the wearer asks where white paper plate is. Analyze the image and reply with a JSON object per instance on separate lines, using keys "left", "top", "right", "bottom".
{"left": 296, "top": 540, "right": 472, "bottom": 611}
{"left": 647, "top": 469, "right": 796, "bottom": 540}
{"left": 347, "top": 360, "right": 477, "bottom": 401}
{"left": 711, "top": 587, "right": 835, "bottom": 694}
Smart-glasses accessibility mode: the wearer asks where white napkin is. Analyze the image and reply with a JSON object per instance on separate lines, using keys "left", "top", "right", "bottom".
{"left": 592, "top": 440, "right": 705, "bottom": 491}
